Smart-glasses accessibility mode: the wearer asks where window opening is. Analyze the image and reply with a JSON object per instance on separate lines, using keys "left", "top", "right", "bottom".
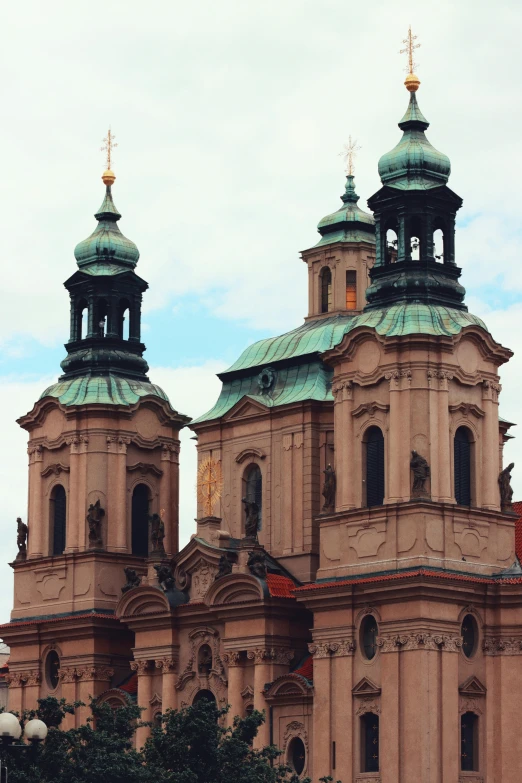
{"left": 321, "top": 267, "right": 332, "bottom": 313}
{"left": 362, "top": 615, "right": 379, "bottom": 660}
{"left": 244, "top": 464, "right": 262, "bottom": 530}
{"left": 346, "top": 270, "right": 357, "bottom": 309}
{"left": 131, "top": 484, "right": 150, "bottom": 557}
{"left": 461, "top": 712, "right": 478, "bottom": 771}
{"left": 433, "top": 227, "right": 444, "bottom": 262}
{"left": 361, "top": 713, "right": 379, "bottom": 772}
{"left": 288, "top": 737, "right": 306, "bottom": 776}
{"left": 193, "top": 689, "right": 216, "bottom": 705}
{"left": 365, "top": 427, "right": 385, "bottom": 507}
{"left": 198, "top": 644, "right": 213, "bottom": 676}
{"left": 45, "top": 650, "right": 60, "bottom": 690}
{"left": 51, "top": 485, "right": 66, "bottom": 555}
{"left": 385, "top": 228, "right": 398, "bottom": 263}
{"left": 461, "top": 614, "right": 477, "bottom": 659}
{"left": 454, "top": 427, "right": 471, "bottom": 506}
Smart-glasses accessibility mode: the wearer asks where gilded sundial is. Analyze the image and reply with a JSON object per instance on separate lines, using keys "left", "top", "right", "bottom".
{"left": 197, "top": 457, "right": 223, "bottom": 517}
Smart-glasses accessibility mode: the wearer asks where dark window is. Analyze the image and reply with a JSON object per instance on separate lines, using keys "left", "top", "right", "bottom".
{"left": 198, "top": 644, "right": 213, "bottom": 675}
{"left": 96, "top": 298, "right": 108, "bottom": 337}
{"left": 245, "top": 465, "right": 262, "bottom": 528}
{"left": 461, "top": 614, "right": 477, "bottom": 659}
{"left": 131, "top": 484, "right": 150, "bottom": 557}
{"left": 75, "top": 298, "right": 88, "bottom": 340}
{"left": 288, "top": 736, "right": 306, "bottom": 776}
{"left": 118, "top": 299, "right": 131, "bottom": 340}
{"left": 361, "top": 713, "right": 379, "bottom": 772}
{"left": 321, "top": 267, "right": 332, "bottom": 313}
{"left": 366, "top": 427, "right": 385, "bottom": 507}
{"left": 245, "top": 704, "right": 254, "bottom": 717}
{"left": 362, "top": 615, "right": 378, "bottom": 660}
{"left": 461, "top": 712, "right": 478, "bottom": 771}
{"left": 51, "top": 485, "right": 67, "bottom": 555}
{"left": 346, "top": 270, "right": 357, "bottom": 309}
{"left": 45, "top": 650, "right": 60, "bottom": 690}
{"left": 193, "top": 689, "right": 216, "bottom": 705}
{"left": 454, "top": 427, "right": 471, "bottom": 505}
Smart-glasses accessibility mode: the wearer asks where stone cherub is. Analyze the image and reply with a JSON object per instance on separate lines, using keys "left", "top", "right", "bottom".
{"left": 16, "top": 517, "right": 28, "bottom": 561}
{"left": 242, "top": 498, "right": 260, "bottom": 539}
{"left": 87, "top": 499, "right": 105, "bottom": 548}
{"left": 499, "top": 462, "right": 515, "bottom": 511}
{"left": 322, "top": 464, "right": 336, "bottom": 511}
{"left": 247, "top": 550, "right": 267, "bottom": 580}
{"left": 154, "top": 562, "right": 176, "bottom": 592}
{"left": 215, "top": 553, "right": 233, "bottom": 581}
{"left": 122, "top": 567, "right": 142, "bottom": 594}
{"left": 410, "top": 451, "right": 431, "bottom": 498}
{"left": 149, "top": 513, "right": 166, "bottom": 555}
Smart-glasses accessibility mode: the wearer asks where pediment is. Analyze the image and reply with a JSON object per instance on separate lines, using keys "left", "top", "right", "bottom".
{"left": 263, "top": 673, "right": 313, "bottom": 702}
{"left": 459, "top": 676, "right": 486, "bottom": 696}
{"left": 352, "top": 677, "right": 381, "bottom": 697}
{"left": 205, "top": 573, "right": 266, "bottom": 606}
{"left": 116, "top": 585, "right": 171, "bottom": 619}
{"left": 223, "top": 397, "right": 269, "bottom": 422}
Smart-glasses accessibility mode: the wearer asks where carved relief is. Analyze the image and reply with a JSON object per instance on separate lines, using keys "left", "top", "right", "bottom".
{"left": 427, "top": 368, "right": 454, "bottom": 390}
{"left": 246, "top": 648, "right": 293, "bottom": 665}
{"left": 355, "top": 698, "right": 381, "bottom": 716}
{"left": 191, "top": 560, "right": 218, "bottom": 600}
{"left": 283, "top": 719, "right": 308, "bottom": 751}
{"left": 376, "top": 634, "right": 462, "bottom": 652}
{"left": 76, "top": 666, "right": 114, "bottom": 681}
{"left": 41, "top": 463, "right": 70, "bottom": 478}
{"left": 385, "top": 368, "right": 411, "bottom": 388}
{"left": 155, "top": 658, "right": 178, "bottom": 674}
{"left": 127, "top": 462, "right": 163, "bottom": 477}
{"left": 482, "top": 380, "right": 501, "bottom": 402}
{"left": 352, "top": 401, "right": 389, "bottom": 418}
{"left": 223, "top": 651, "right": 242, "bottom": 667}
{"left": 331, "top": 380, "right": 353, "bottom": 400}
{"left": 483, "top": 637, "right": 522, "bottom": 655}
{"left": 176, "top": 628, "right": 227, "bottom": 697}
{"left": 130, "top": 660, "right": 153, "bottom": 676}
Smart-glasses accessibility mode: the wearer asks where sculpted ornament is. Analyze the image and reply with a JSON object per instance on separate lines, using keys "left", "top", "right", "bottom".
{"left": 122, "top": 567, "right": 142, "bottom": 593}
{"left": 247, "top": 550, "right": 267, "bottom": 579}
{"left": 410, "top": 451, "right": 430, "bottom": 498}
{"left": 321, "top": 464, "right": 336, "bottom": 511}
{"left": 283, "top": 720, "right": 308, "bottom": 751}
{"left": 498, "top": 463, "right": 515, "bottom": 511}
{"left": 16, "top": 517, "right": 28, "bottom": 561}
{"left": 223, "top": 651, "right": 242, "bottom": 667}
{"left": 131, "top": 660, "right": 152, "bottom": 676}
{"left": 355, "top": 698, "right": 381, "bottom": 716}
{"left": 191, "top": 560, "right": 218, "bottom": 599}
{"left": 483, "top": 637, "right": 522, "bottom": 655}
{"left": 87, "top": 500, "right": 105, "bottom": 549}
{"left": 155, "top": 658, "right": 178, "bottom": 674}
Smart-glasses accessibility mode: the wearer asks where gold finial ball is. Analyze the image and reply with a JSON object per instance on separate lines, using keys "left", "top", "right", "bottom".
{"left": 404, "top": 72, "right": 421, "bottom": 92}
{"left": 102, "top": 169, "right": 116, "bottom": 186}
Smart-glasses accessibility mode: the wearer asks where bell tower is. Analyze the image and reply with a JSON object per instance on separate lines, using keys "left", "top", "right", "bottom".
{"left": 2, "top": 158, "right": 189, "bottom": 716}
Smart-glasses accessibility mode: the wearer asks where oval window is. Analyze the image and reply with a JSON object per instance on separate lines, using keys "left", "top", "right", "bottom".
{"left": 362, "top": 615, "right": 379, "bottom": 660}
{"left": 461, "top": 614, "right": 477, "bottom": 658}
{"left": 288, "top": 736, "right": 306, "bottom": 775}
{"left": 45, "top": 650, "right": 60, "bottom": 690}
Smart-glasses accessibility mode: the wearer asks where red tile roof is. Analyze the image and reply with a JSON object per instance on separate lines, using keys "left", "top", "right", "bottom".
{"left": 118, "top": 672, "right": 138, "bottom": 695}
{"left": 513, "top": 501, "right": 522, "bottom": 561}
{"left": 266, "top": 574, "right": 295, "bottom": 598}
{"left": 293, "top": 655, "right": 313, "bottom": 681}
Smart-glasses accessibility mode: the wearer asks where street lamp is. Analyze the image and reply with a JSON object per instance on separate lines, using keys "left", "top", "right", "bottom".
{"left": 0, "top": 713, "right": 48, "bottom": 781}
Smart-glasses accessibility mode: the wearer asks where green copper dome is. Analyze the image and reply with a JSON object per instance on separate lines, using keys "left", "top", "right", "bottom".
{"left": 74, "top": 186, "right": 140, "bottom": 271}
{"left": 40, "top": 374, "right": 171, "bottom": 408}
{"left": 378, "top": 92, "right": 451, "bottom": 190}
{"left": 315, "top": 175, "right": 375, "bottom": 247}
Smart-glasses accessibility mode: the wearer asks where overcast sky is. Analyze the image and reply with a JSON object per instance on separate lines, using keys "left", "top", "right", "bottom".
{"left": 0, "top": 0, "right": 521, "bottom": 625}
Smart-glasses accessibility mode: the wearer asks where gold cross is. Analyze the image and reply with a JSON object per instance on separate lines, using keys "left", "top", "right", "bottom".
{"left": 400, "top": 25, "right": 421, "bottom": 74}
{"left": 101, "top": 128, "right": 118, "bottom": 170}
{"left": 339, "top": 135, "right": 361, "bottom": 176}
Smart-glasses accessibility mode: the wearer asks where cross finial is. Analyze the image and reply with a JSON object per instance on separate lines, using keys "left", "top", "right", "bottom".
{"left": 400, "top": 25, "right": 421, "bottom": 75}
{"left": 339, "top": 135, "right": 361, "bottom": 176}
{"left": 101, "top": 128, "right": 118, "bottom": 172}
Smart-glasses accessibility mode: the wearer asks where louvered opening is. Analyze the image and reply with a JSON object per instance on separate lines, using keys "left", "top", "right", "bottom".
{"left": 321, "top": 267, "right": 332, "bottom": 313}
{"left": 454, "top": 427, "right": 471, "bottom": 505}
{"left": 51, "top": 484, "right": 67, "bottom": 555}
{"left": 346, "top": 270, "right": 357, "bottom": 309}
{"left": 361, "top": 713, "right": 379, "bottom": 772}
{"left": 366, "top": 427, "right": 385, "bottom": 507}
{"left": 245, "top": 465, "right": 262, "bottom": 528}
{"left": 132, "top": 483, "right": 150, "bottom": 556}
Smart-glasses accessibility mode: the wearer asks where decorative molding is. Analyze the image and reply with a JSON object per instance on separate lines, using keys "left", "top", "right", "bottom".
{"left": 176, "top": 627, "right": 227, "bottom": 692}
{"left": 483, "top": 637, "right": 522, "bottom": 655}
{"left": 223, "top": 651, "right": 242, "bottom": 667}
{"left": 459, "top": 697, "right": 484, "bottom": 716}
{"left": 308, "top": 642, "right": 331, "bottom": 659}
{"left": 308, "top": 639, "right": 355, "bottom": 658}
{"left": 449, "top": 402, "right": 485, "bottom": 419}
{"left": 352, "top": 677, "right": 381, "bottom": 698}
{"left": 331, "top": 380, "right": 353, "bottom": 400}
{"left": 427, "top": 368, "right": 454, "bottom": 391}
{"left": 41, "top": 463, "right": 70, "bottom": 478}
{"left": 127, "top": 462, "right": 163, "bottom": 477}
{"left": 352, "top": 401, "right": 389, "bottom": 418}
{"left": 76, "top": 666, "right": 114, "bottom": 681}
{"left": 283, "top": 720, "right": 308, "bottom": 752}
{"left": 355, "top": 698, "right": 381, "bottom": 716}
{"left": 376, "top": 634, "right": 462, "bottom": 653}
{"left": 482, "top": 379, "right": 501, "bottom": 402}
{"left": 155, "top": 657, "right": 178, "bottom": 674}
{"left": 130, "top": 660, "right": 153, "bottom": 676}
{"left": 235, "top": 448, "right": 266, "bottom": 464}
{"left": 355, "top": 777, "right": 381, "bottom": 783}
{"left": 241, "top": 685, "right": 254, "bottom": 700}
{"left": 458, "top": 777, "right": 483, "bottom": 783}
{"left": 385, "top": 368, "right": 411, "bottom": 388}
{"left": 59, "top": 667, "right": 78, "bottom": 683}
{"left": 459, "top": 676, "right": 486, "bottom": 697}
{"left": 246, "top": 648, "right": 293, "bottom": 665}
{"left": 282, "top": 434, "right": 293, "bottom": 451}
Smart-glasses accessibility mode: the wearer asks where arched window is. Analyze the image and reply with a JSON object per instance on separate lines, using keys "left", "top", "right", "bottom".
{"left": 51, "top": 485, "right": 66, "bottom": 555}
{"left": 385, "top": 227, "right": 398, "bottom": 264}
{"left": 96, "top": 298, "right": 108, "bottom": 337}
{"left": 74, "top": 298, "right": 88, "bottom": 340}
{"left": 118, "top": 299, "right": 130, "bottom": 340}
{"left": 454, "top": 427, "right": 471, "bottom": 506}
{"left": 346, "top": 270, "right": 357, "bottom": 309}
{"left": 320, "top": 267, "right": 332, "bottom": 313}
{"left": 361, "top": 615, "right": 378, "bottom": 660}
{"left": 409, "top": 216, "right": 422, "bottom": 261}
{"left": 45, "top": 649, "right": 60, "bottom": 690}
{"left": 244, "top": 464, "right": 262, "bottom": 530}
{"left": 365, "top": 427, "right": 385, "bottom": 508}
{"left": 131, "top": 484, "right": 150, "bottom": 557}
{"left": 433, "top": 227, "right": 444, "bottom": 262}
{"left": 461, "top": 712, "right": 478, "bottom": 771}
{"left": 288, "top": 736, "right": 306, "bottom": 776}
{"left": 361, "top": 713, "right": 379, "bottom": 772}
{"left": 193, "top": 689, "right": 216, "bottom": 705}
{"left": 461, "top": 614, "right": 478, "bottom": 659}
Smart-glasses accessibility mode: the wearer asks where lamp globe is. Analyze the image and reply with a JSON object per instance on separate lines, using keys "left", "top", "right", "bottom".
{"left": 0, "top": 713, "right": 22, "bottom": 741}
{"left": 24, "top": 719, "right": 48, "bottom": 743}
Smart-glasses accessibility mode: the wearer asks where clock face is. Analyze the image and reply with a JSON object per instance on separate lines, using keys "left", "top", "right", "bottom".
{"left": 197, "top": 457, "right": 223, "bottom": 517}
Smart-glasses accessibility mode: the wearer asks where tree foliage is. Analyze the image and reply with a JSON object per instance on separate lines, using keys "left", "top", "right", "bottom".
{"left": 0, "top": 697, "right": 341, "bottom": 783}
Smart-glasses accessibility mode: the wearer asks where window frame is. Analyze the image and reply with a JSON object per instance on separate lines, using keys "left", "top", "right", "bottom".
{"left": 360, "top": 712, "right": 380, "bottom": 773}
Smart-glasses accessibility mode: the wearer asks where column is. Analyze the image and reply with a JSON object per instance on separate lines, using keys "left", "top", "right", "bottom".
{"left": 66, "top": 437, "right": 81, "bottom": 552}
{"left": 331, "top": 641, "right": 355, "bottom": 782}
{"left": 482, "top": 381, "right": 501, "bottom": 509}
{"left": 437, "top": 372, "right": 452, "bottom": 501}
{"left": 76, "top": 437, "right": 89, "bottom": 550}
{"left": 380, "top": 639, "right": 400, "bottom": 783}
{"left": 160, "top": 446, "right": 173, "bottom": 556}
{"left": 333, "top": 381, "right": 354, "bottom": 510}
{"left": 28, "top": 446, "right": 44, "bottom": 557}
{"left": 247, "top": 649, "right": 273, "bottom": 749}
{"left": 155, "top": 658, "right": 178, "bottom": 714}
{"left": 427, "top": 372, "right": 440, "bottom": 500}
{"left": 23, "top": 670, "right": 41, "bottom": 714}
{"left": 386, "top": 372, "right": 402, "bottom": 501}
{"left": 6, "top": 673, "right": 23, "bottom": 714}
{"left": 309, "top": 644, "right": 332, "bottom": 778}
{"left": 76, "top": 665, "right": 114, "bottom": 726}
{"left": 223, "top": 652, "right": 243, "bottom": 727}
{"left": 292, "top": 433, "right": 304, "bottom": 551}
{"left": 440, "top": 640, "right": 459, "bottom": 783}
{"left": 116, "top": 438, "right": 129, "bottom": 551}
{"left": 398, "top": 371, "right": 412, "bottom": 499}
{"left": 282, "top": 436, "right": 293, "bottom": 553}
{"left": 171, "top": 443, "right": 180, "bottom": 553}
{"left": 132, "top": 660, "right": 153, "bottom": 747}
{"left": 59, "top": 667, "right": 78, "bottom": 730}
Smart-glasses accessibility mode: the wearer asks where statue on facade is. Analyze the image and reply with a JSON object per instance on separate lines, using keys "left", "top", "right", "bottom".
{"left": 499, "top": 462, "right": 515, "bottom": 511}
{"left": 149, "top": 513, "right": 166, "bottom": 555}
{"left": 322, "top": 464, "right": 336, "bottom": 511}
{"left": 87, "top": 499, "right": 105, "bottom": 548}
{"left": 215, "top": 553, "right": 233, "bottom": 581}
{"left": 16, "top": 517, "right": 28, "bottom": 561}
{"left": 122, "top": 567, "right": 142, "bottom": 593}
{"left": 242, "top": 498, "right": 259, "bottom": 539}
{"left": 410, "top": 451, "right": 431, "bottom": 498}
{"left": 247, "top": 550, "right": 267, "bottom": 580}
{"left": 154, "top": 562, "right": 176, "bottom": 592}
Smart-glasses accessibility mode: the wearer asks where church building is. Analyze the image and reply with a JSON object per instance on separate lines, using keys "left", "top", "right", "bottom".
{"left": 2, "top": 56, "right": 522, "bottom": 783}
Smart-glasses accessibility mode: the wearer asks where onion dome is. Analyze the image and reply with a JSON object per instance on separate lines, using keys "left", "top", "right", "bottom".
{"left": 74, "top": 170, "right": 140, "bottom": 271}
{"left": 377, "top": 81, "right": 451, "bottom": 190}
{"left": 315, "top": 175, "right": 375, "bottom": 247}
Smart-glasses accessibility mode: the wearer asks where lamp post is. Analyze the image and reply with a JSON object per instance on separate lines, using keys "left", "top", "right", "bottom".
{"left": 0, "top": 712, "right": 48, "bottom": 781}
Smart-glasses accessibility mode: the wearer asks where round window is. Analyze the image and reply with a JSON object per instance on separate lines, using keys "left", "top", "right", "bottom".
{"left": 461, "top": 614, "right": 477, "bottom": 658}
{"left": 288, "top": 736, "right": 306, "bottom": 776}
{"left": 45, "top": 650, "right": 60, "bottom": 690}
{"left": 361, "top": 615, "right": 379, "bottom": 660}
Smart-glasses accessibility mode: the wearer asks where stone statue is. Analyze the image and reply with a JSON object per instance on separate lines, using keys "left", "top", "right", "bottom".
{"left": 149, "top": 513, "right": 166, "bottom": 555}
{"left": 247, "top": 550, "right": 267, "bottom": 580}
{"left": 410, "top": 450, "right": 431, "bottom": 498}
{"left": 154, "top": 562, "right": 176, "bottom": 592}
{"left": 122, "top": 567, "right": 142, "bottom": 593}
{"left": 215, "top": 554, "right": 233, "bottom": 581}
{"left": 16, "top": 517, "right": 28, "bottom": 561}
{"left": 87, "top": 499, "right": 105, "bottom": 548}
{"left": 242, "top": 498, "right": 259, "bottom": 539}
{"left": 499, "top": 462, "right": 515, "bottom": 511}
{"left": 322, "top": 464, "right": 336, "bottom": 511}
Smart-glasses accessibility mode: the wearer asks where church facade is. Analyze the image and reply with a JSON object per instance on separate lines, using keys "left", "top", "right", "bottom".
{"left": 2, "top": 69, "right": 522, "bottom": 783}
